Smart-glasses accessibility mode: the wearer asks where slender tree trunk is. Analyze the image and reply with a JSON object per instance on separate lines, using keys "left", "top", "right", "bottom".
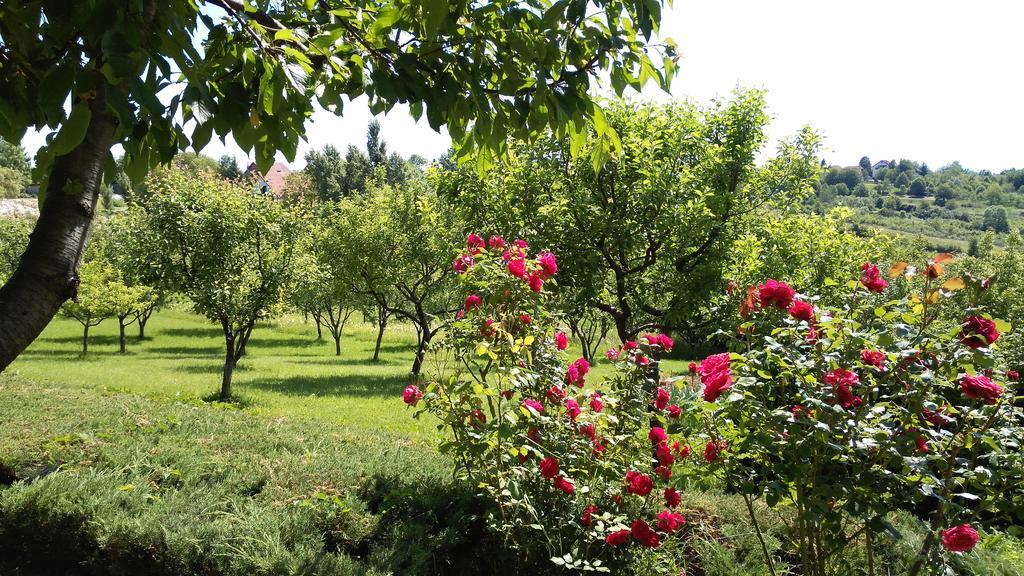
{"left": 137, "top": 306, "right": 154, "bottom": 339}
{"left": 82, "top": 324, "right": 90, "bottom": 355}
{"left": 222, "top": 332, "right": 236, "bottom": 400}
{"left": 372, "top": 308, "right": 387, "bottom": 362}
{"left": 118, "top": 317, "right": 127, "bottom": 353}
{"left": 334, "top": 334, "right": 341, "bottom": 356}
{"left": 410, "top": 320, "right": 433, "bottom": 377}
{"left": 0, "top": 86, "right": 117, "bottom": 372}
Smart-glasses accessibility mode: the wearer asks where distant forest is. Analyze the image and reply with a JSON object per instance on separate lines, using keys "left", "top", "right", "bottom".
{"left": 807, "top": 157, "right": 1024, "bottom": 252}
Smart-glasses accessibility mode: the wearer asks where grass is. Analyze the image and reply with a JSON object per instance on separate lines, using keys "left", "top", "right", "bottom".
{"left": 6, "top": 305, "right": 692, "bottom": 437}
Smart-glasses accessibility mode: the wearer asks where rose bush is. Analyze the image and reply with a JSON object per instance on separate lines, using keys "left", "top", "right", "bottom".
{"left": 403, "top": 236, "right": 698, "bottom": 573}
{"left": 682, "top": 253, "right": 1024, "bottom": 575}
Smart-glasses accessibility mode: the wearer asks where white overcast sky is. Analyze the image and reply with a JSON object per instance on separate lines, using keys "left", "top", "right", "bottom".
{"left": 22, "top": 0, "right": 1024, "bottom": 172}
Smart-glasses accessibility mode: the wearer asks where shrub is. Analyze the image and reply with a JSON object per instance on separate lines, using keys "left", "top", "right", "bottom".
{"left": 408, "top": 236, "right": 692, "bottom": 573}
{"left": 684, "top": 255, "right": 1024, "bottom": 575}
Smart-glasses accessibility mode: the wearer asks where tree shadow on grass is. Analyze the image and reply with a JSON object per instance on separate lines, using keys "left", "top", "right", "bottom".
{"left": 159, "top": 326, "right": 222, "bottom": 339}
{"left": 282, "top": 356, "right": 409, "bottom": 367}
{"left": 245, "top": 373, "right": 411, "bottom": 398}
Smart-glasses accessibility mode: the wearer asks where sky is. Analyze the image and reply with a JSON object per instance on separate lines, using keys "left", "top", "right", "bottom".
{"left": 21, "top": 0, "right": 1024, "bottom": 172}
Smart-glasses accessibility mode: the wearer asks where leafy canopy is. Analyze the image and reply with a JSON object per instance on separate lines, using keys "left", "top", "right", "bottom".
{"left": 0, "top": 0, "right": 675, "bottom": 191}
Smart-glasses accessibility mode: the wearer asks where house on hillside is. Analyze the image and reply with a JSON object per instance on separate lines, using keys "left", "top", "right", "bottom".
{"left": 246, "top": 162, "right": 291, "bottom": 197}
{"left": 870, "top": 160, "right": 891, "bottom": 178}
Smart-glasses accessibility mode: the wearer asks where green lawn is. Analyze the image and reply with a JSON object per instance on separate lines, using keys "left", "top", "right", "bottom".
{"left": 6, "top": 305, "right": 691, "bottom": 436}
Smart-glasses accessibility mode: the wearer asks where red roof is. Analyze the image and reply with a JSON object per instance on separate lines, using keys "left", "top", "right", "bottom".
{"left": 263, "top": 162, "right": 291, "bottom": 192}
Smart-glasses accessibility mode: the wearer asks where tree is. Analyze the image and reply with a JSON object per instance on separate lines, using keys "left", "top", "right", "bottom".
{"left": 438, "top": 91, "right": 822, "bottom": 344}
{"left": 895, "top": 171, "right": 912, "bottom": 190}
{"left": 908, "top": 178, "right": 928, "bottom": 198}
{"left": 290, "top": 214, "right": 360, "bottom": 356}
{"left": 217, "top": 155, "right": 242, "bottom": 180}
{"left": 336, "top": 180, "right": 459, "bottom": 376}
{"left": 823, "top": 166, "right": 863, "bottom": 189}
{"left": 303, "top": 145, "right": 346, "bottom": 201}
{"left": 983, "top": 206, "right": 1010, "bottom": 233}
{"left": 0, "top": 217, "right": 32, "bottom": 284}
{"left": 366, "top": 119, "right": 387, "bottom": 168}
{"left": 0, "top": 0, "right": 674, "bottom": 371}
{"left": 60, "top": 259, "right": 117, "bottom": 355}
{"left": 0, "top": 138, "right": 31, "bottom": 177}
{"left": 859, "top": 156, "right": 872, "bottom": 178}
{"left": 341, "top": 145, "right": 372, "bottom": 196}
{"left": 0, "top": 167, "right": 29, "bottom": 199}
{"left": 139, "top": 170, "right": 300, "bottom": 399}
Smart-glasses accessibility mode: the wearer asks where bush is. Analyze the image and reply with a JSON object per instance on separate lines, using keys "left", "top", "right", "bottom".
{"left": 684, "top": 255, "right": 1024, "bottom": 575}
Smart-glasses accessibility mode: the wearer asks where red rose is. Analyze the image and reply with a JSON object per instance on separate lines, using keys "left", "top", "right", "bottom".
{"left": 581, "top": 504, "right": 599, "bottom": 526}
{"left": 605, "top": 529, "right": 631, "bottom": 546}
{"left": 554, "top": 330, "right": 568, "bottom": 350}
{"left": 579, "top": 422, "right": 596, "bottom": 439}
{"left": 537, "top": 251, "right": 558, "bottom": 278}
{"left": 520, "top": 313, "right": 532, "bottom": 325}
{"left": 667, "top": 404, "right": 681, "bottom": 418}
{"left": 469, "top": 409, "right": 486, "bottom": 429}
{"left": 623, "top": 340, "right": 638, "bottom": 350}
{"left": 553, "top": 476, "right": 575, "bottom": 494}
{"left": 960, "top": 316, "right": 999, "bottom": 349}
{"left": 631, "top": 519, "right": 660, "bottom": 548}
{"left": 655, "top": 387, "right": 670, "bottom": 410}
{"left": 1009, "top": 370, "right": 1020, "bottom": 381}
{"left": 960, "top": 374, "right": 1004, "bottom": 404}
{"left": 402, "top": 385, "right": 423, "bottom": 406}
{"left": 589, "top": 394, "right": 603, "bottom": 412}
{"left": 916, "top": 435, "right": 928, "bottom": 453}
{"left": 635, "top": 354, "right": 651, "bottom": 366}
{"left": 941, "top": 523, "right": 979, "bottom": 553}
{"left": 861, "top": 349, "right": 886, "bottom": 369}
{"left": 592, "top": 440, "right": 606, "bottom": 458}
{"left": 656, "top": 465, "right": 672, "bottom": 479}
{"left": 464, "top": 294, "right": 482, "bottom": 311}
{"left": 859, "top": 262, "right": 888, "bottom": 293}
{"left": 626, "top": 471, "right": 654, "bottom": 496}
{"left": 527, "top": 427, "right": 541, "bottom": 442}
{"left": 788, "top": 299, "right": 815, "bottom": 321}
{"left": 538, "top": 457, "right": 559, "bottom": 479}
{"left": 488, "top": 234, "right": 505, "bottom": 249}
{"left": 452, "top": 253, "right": 473, "bottom": 274}
{"left": 507, "top": 258, "right": 527, "bottom": 278}
{"left": 688, "top": 361, "right": 697, "bottom": 373}
{"left": 664, "top": 487, "right": 681, "bottom": 508}
{"left": 704, "top": 440, "right": 724, "bottom": 462}
{"left": 824, "top": 368, "right": 862, "bottom": 409}
{"left": 649, "top": 426, "right": 668, "bottom": 443}
{"left": 467, "top": 233, "right": 484, "bottom": 250}
{"left": 565, "top": 398, "right": 581, "bottom": 422}
{"left": 658, "top": 333, "right": 674, "bottom": 351}
{"left": 656, "top": 442, "right": 675, "bottom": 467}
{"left": 546, "top": 385, "right": 566, "bottom": 402}
{"left": 526, "top": 273, "right": 544, "bottom": 292}
{"left": 522, "top": 398, "right": 544, "bottom": 413}
{"left": 657, "top": 510, "right": 686, "bottom": 534}
{"left": 757, "top": 279, "right": 795, "bottom": 309}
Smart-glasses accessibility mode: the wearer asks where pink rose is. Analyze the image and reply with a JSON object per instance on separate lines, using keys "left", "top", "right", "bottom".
{"left": 667, "top": 404, "right": 681, "bottom": 418}
{"left": 554, "top": 330, "right": 568, "bottom": 350}
{"left": 488, "top": 234, "right": 505, "bottom": 249}
{"left": 527, "top": 273, "right": 543, "bottom": 292}
{"left": 655, "top": 386, "right": 670, "bottom": 410}
{"left": 565, "top": 398, "right": 581, "bottom": 422}
{"left": 452, "top": 253, "right": 473, "bottom": 274}
{"left": 464, "top": 294, "right": 482, "bottom": 310}
{"left": 606, "top": 347, "right": 621, "bottom": 361}
{"left": 589, "top": 394, "right": 603, "bottom": 413}
{"left": 507, "top": 258, "right": 527, "bottom": 278}
{"left": 537, "top": 251, "right": 558, "bottom": 278}
{"left": 466, "top": 233, "right": 484, "bottom": 251}
{"left": 522, "top": 398, "right": 544, "bottom": 413}
{"left": 402, "top": 385, "right": 422, "bottom": 406}
{"left": 648, "top": 426, "right": 668, "bottom": 443}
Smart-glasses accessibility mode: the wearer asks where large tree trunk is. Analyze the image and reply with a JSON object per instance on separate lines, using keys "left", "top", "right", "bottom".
{"left": 372, "top": 307, "right": 387, "bottom": 362}
{"left": 0, "top": 91, "right": 117, "bottom": 371}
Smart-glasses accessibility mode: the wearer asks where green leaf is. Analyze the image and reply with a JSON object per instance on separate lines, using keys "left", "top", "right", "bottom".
{"left": 422, "top": 0, "right": 447, "bottom": 37}
{"left": 51, "top": 101, "right": 92, "bottom": 156}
